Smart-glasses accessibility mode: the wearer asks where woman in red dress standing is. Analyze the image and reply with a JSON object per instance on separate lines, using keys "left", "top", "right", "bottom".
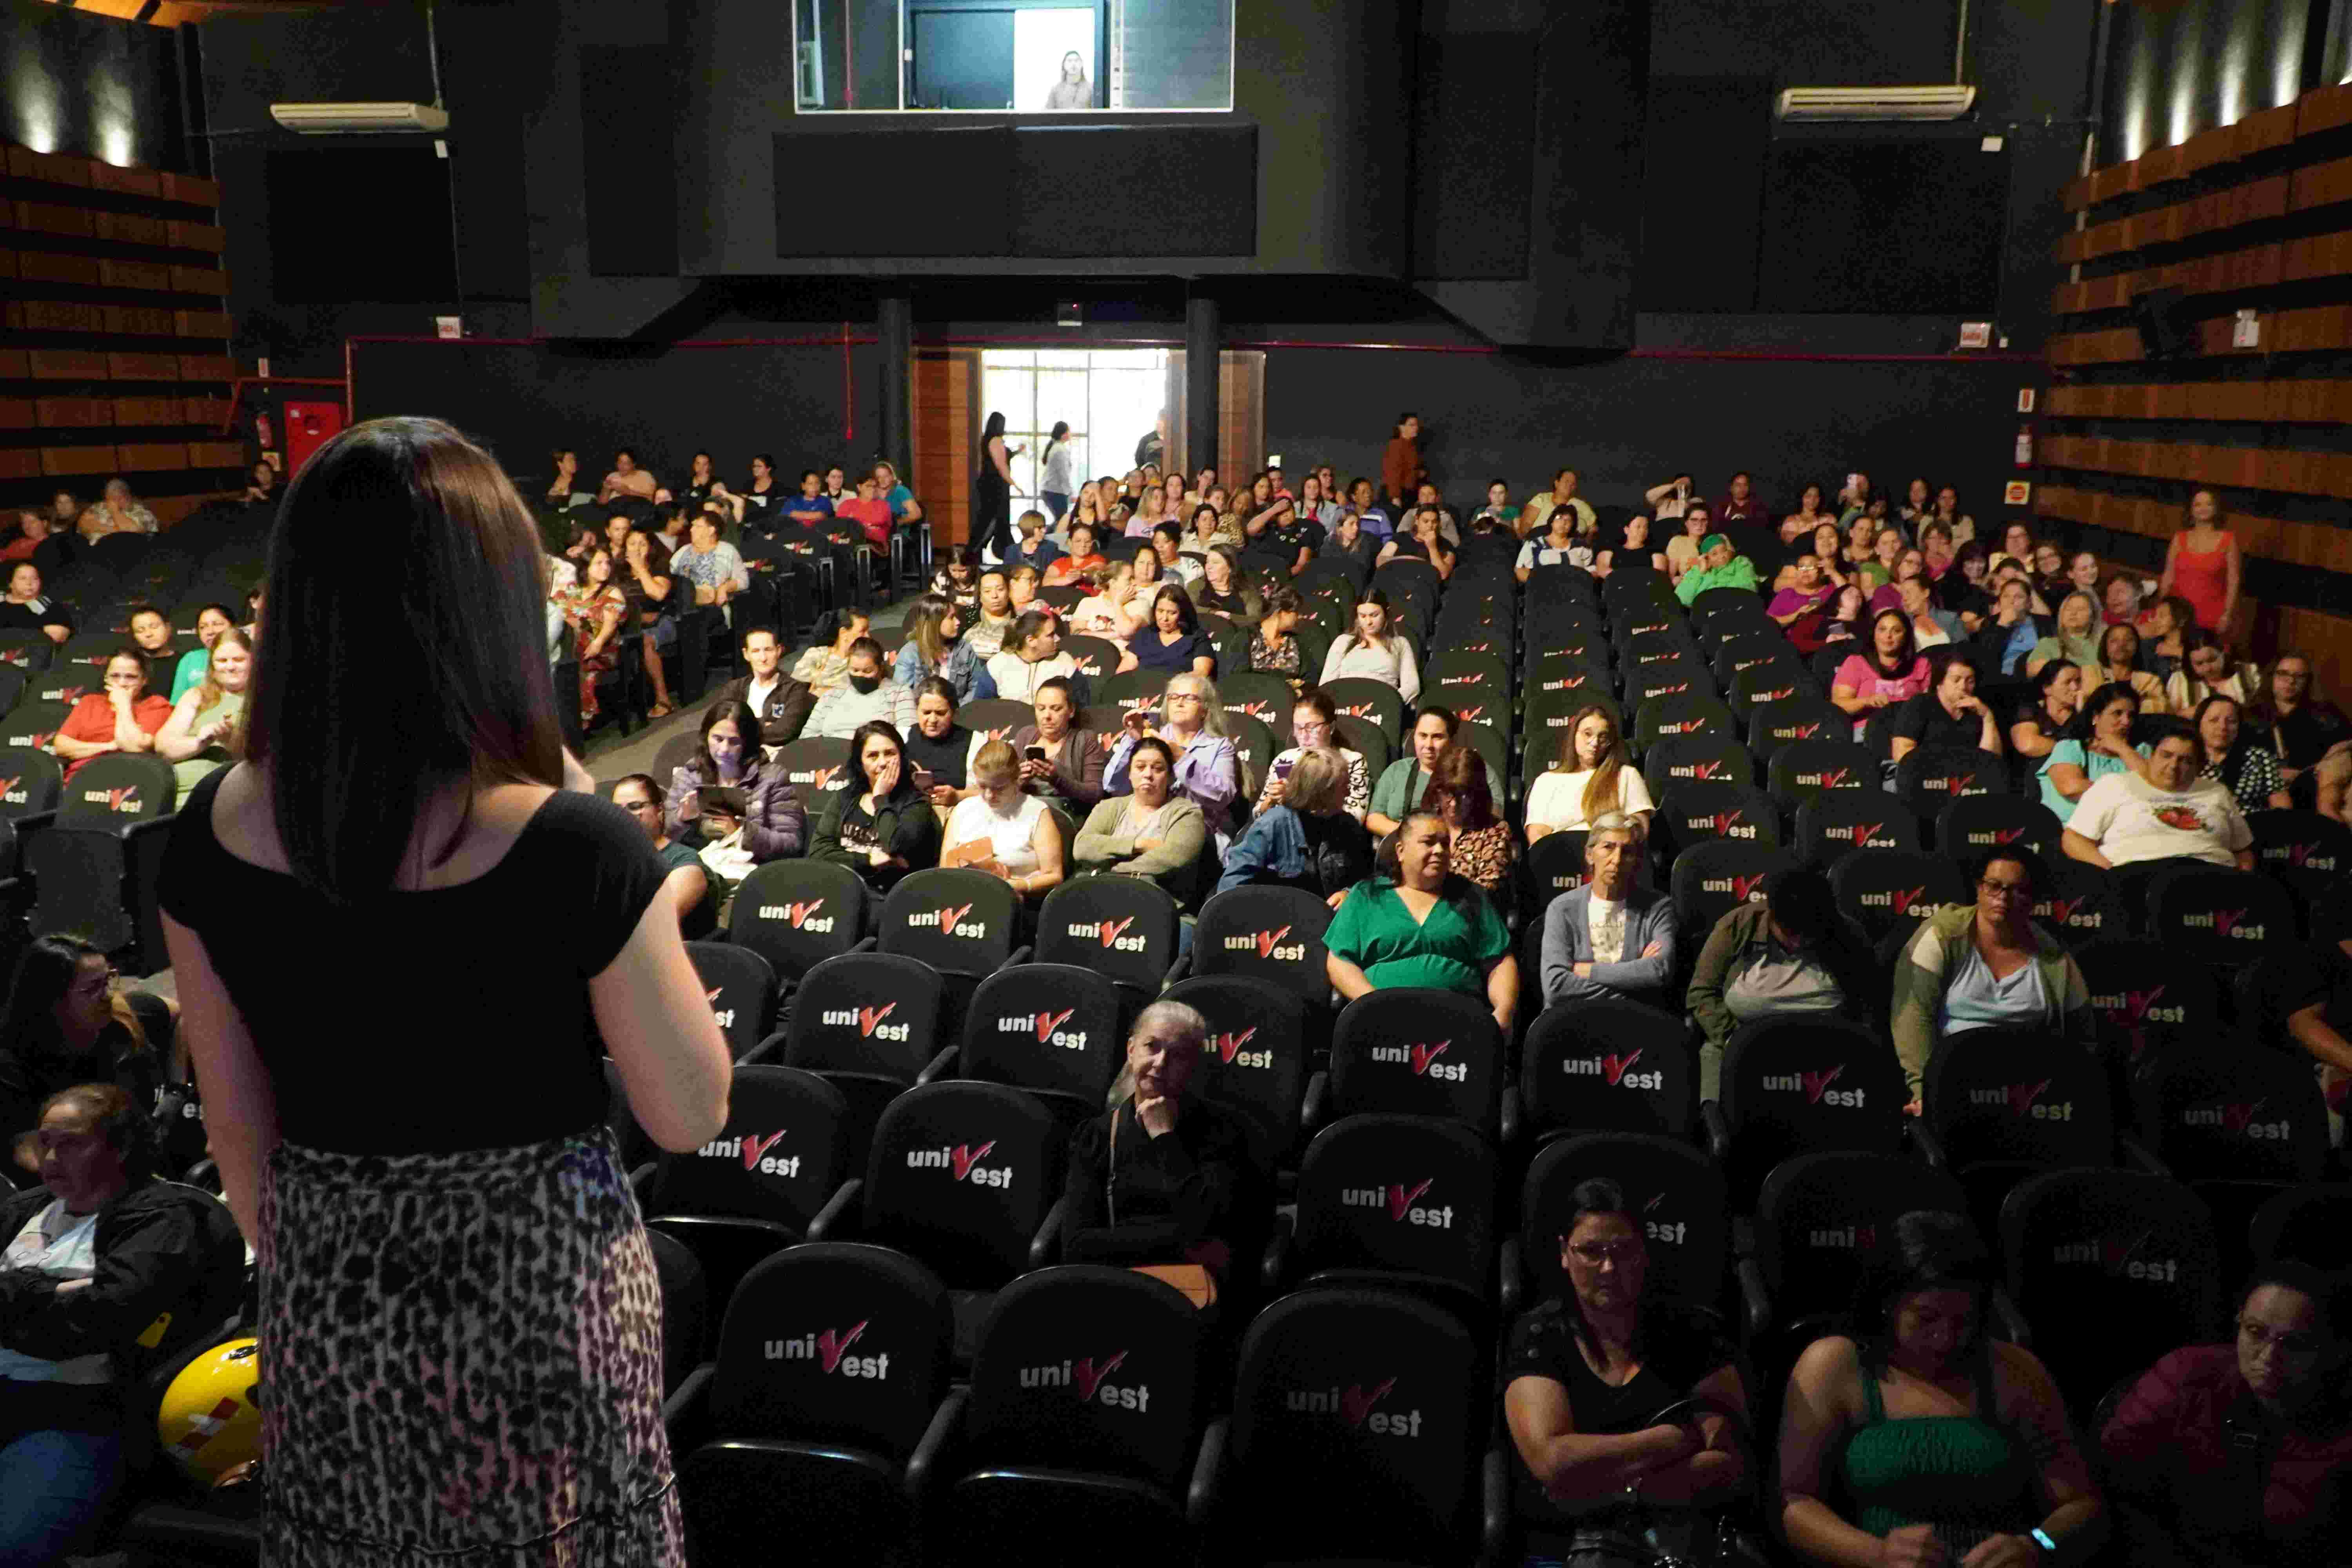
{"left": 2158, "top": 488, "right": 2240, "bottom": 641}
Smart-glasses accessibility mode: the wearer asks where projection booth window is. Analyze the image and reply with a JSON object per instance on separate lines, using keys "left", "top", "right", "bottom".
{"left": 794, "top": 0, "right": 1235, "bottom": 113}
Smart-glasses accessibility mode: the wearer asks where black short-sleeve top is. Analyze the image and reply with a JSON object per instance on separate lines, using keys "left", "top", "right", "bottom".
{"left": 156, "top": 767, "right": 667, "bottom": 1156}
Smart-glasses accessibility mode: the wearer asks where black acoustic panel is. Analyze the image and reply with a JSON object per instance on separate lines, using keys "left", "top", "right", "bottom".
{"left": 775, "top": 127, "right": 1014, "bottom": 256}
{"left": 1756, "top": 140, "right": 2006, "bottom": 314}
{"left": 263, "top": 149, "right": 456, "bottom": 303}
{"left": 1637, "top": 76, "right": 1768, "bottom": 312}
{"left": 1009, "top": 125, "right": 1254, "bottom": 256}
{"left": 581, "top": 45, "right": 680, "bottom": 277}
{"left": 1410, "top": 33, "right": 1536, "bottom": 281}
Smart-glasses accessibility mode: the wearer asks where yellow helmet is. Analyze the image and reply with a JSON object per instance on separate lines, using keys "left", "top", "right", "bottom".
{"left": 156, "top": 1338, "right": 263, "bottom": 1486}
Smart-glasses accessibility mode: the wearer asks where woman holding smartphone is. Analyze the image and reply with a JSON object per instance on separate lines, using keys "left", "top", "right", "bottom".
{"left": 942, "top": 739, "right": 1065, "bottom": 906}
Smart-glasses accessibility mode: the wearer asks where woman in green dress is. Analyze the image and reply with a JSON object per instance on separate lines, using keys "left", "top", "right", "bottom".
{"left": 1323, "top": 810, "right": 1518, "bottom": 1034}
{"left": 155, "top": 626, "right": 251, "bottom": 804}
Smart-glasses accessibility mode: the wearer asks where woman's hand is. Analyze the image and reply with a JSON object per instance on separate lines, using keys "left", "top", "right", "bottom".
{"left": 867, "top": 846, "right": 893, "bottom": 867}
{"left": 1957, "top": 1536, "right": 2040, "bottom": 1568}
{"left": 1135, "top": 1095, "right": 1178, "bottom": 1137}
{"left": 1878, "top": 1523, "right": 1949, "bottom": 1568}
{"left": 1261, "top": 776, "right": 1289, "bottom": 806}
{"left": 1327, "top": 889, "right": 1348, "bottom": 910}
{"left": 929, "top": 784, "right": 959, "bottom": 808}
{"left": 869, "top": 752, "right": 902, "bottom": 799}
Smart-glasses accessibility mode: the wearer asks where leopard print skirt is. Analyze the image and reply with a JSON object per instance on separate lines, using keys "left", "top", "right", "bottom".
{"left": 258, "top": 1127, "right": 684, "bottom": 1566}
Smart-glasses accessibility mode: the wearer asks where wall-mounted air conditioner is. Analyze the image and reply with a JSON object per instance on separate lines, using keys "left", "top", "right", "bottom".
{"left": 1775, "top": 85, "right": 1977, "bottom": 123}
{"left": 270, "top": 102, "right": 450, "bottom": 134}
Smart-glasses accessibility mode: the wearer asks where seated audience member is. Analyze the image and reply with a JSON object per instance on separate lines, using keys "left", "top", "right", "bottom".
{"left": 667, "top": 511, "right": 748, "bottom": 612}
{"left": 804, "top": 635, "right": 916, "bottom": 740}
{"left": 976, "top": 610, "right": 1083, "bottom": 704}
{"left": 1889, "top": 648, "right": 2003, "bottom": 767}
{"left": 52, "top": 650, "right": 171, "bottom": 783}
{"left": 790, "top": 608, "right": 871, "bottom": 699}
{"left": 1118, "top": 584, "right": 1218, "bottom": 678}
{"left": 619, "top": 528, "right": 680, "bottom": 718}
{"left": 1939, "top": 541, "right": 1994, "bottom": 630}
{"left": 1781, "top": 483, "right": 1835, "bottom": 545}
{"left": 1424, "top": 742, "right": 1513, "bottom": 898}
{"left": 997, "top": 676, "right": 1103, "bottom": 817}
{"left": 1074, "top": 736, "right": 1209, "bottom": 899}
{"left": 2103, "top": 572, "right": 2146, "bottom": 630}
{"left": 1672, "top": 533, "right": 1760, "bottom": 606}
{"left": 903, "top": 677, "right": 973, "bottom": 809}
{"left": 1866, "top": 548, "right": 1931, "bottom": 615}
{"left": 2197, "top": 694, "right": 2290, "bottom": 814}
{"left": 1515, "top": 504, "right": 1595, "bottom": 582}
{"left": 1778, "top": 1211, "right": 2102, "bottom": 1568}
{"left": 1832, "top": 612, "right": 1932, "bottom": 740}
{"left": 0, "top": 511, "right": 54, "bottom": 568}
{"left": 1688, "top": 865, "right": 1877, "bottom": 1102}
{"left": 2037, "top": 681, "right": 2152, "bottom": 824}
{"left": 1218, "top": 746, "right": 1372, "bottom": 907}
{"left": 872, "top": 460, "right": 923, "bottom": 534}
{"left": 1244, "top": 585, "right": 1307, "bottom": 690}
{"left": 1345, "top": 477, "right": 1394, "bottom": 542}
{"left": 1592, "top": 513, "right": 1664, "bottom": 578}
{"left": 1891, "top": 845, "right": 2094, "bottom": 1105}
{"left": 942, "top": 739, "right": 1065, "bottom": 906}
{"left": 930, "top": 548, "right": 981, "bottom": 612}
{"left": 2093, "top": 622, "right": 2168, "bottom": 715}
{"left": 713, "top": 626, "right": 808, "bottom": 750}
{"left": 1193, "top": 545, "right": 1260, "bottom": 623}
{"left": 1820, "top": 584, "right": 1872, "bottom": 648}
{"left": 834, "top": 473, "right": 895, "bottom": 552}
{"left": 1326, "top": 812, "right": 1518, "bottom": 1028}
{"left": 1004, "top": 509, "right": 1063, "bottom": 576}
{"left": 2009, "top": 659, "right": 2081, "bottom": 770}
{"left": 892, "top": 594, "right": 981, "bottom": 700}
{"left": 1148, "top": 523, "right": 1199, "bottom": 586}
{"left": 2251, "top": 655, "right": 2352, "bottom": 821}
{"left": 125, "top": 606, "right": 175, "bottom": 682}
{"left": 1539, "top": 814, "right": 1677, "bottom": 1011}
{"left": 1853, "top": 527, "right": 1904, "bottom": 597}
{"left": 964, "top": 567, "right": 1017, "bottom": 655}
{"left": 0, "top": 1083, "right": 232, "bottom": 1561}
{"left": 595, "top": 448, "right": 657, "bottom": 505}
{"left": 1896, "top": 577, "right": 1963, "bottom": 653}
{"left": 1043, "top": 524, "right": 1108, "bottom": 590}
{"left": 1378, "top": 507, "right": 1456, "bottom": 580}
{"left": 2140, "top": 593, "right": 2198, "bottom": 687}
{"left": 2279, "top": 897, "right": 2352, "bottom": 1147}
{"left": 0, "top": 564, "right": 73, "bottom": 645}
{"left": 1006, "top": 564, "right": 1044, "bottom": 621}
{"left": 1069, "top": 559, "right": 1145, "bottom": 643}
{"left": 1368, "top": 704, "right": 1498, "bottom": 838}
{"left": 1662, "top": 508, "right": 1711, "bottom": 582}
{"left": 1525, "top": 704, "right": 1653, "bottom": 843}
{"left": 693, "top": 787, "right": 756, "bottom": 894}
{"left": 2061, "top": 723, "right": 2255, "bottom": 872}
{"left": 1718, "top": 470, "right": 1768, "bottom": 530}
{"left": 1105, "top": 673, "right": 1239, "bottom": 849}
{"left": 1254, "top": 691, "right": 1370, "bottom": 822}
{"left": 2102, "top": 1261, "right": 2352, "bottom": 1568}
{"left": 610, "top": 774, "right": 719, "bottom": 941}
{"left": 1318, "top": 591, "right": 1422, "bottom": 702}
{"left": 809, "top": 720, "right": 941, "bottom": 893}
{"left": 1972, "top": 576, "right": 2051, "bottom": 677}
{"left": 1319, "top": 510, "right": 1378, "bottom": 576}
{"left": 2164, "top": 628, "right": 2260, "bottom": 713}
{"left": 1503, "top": 1177, "right": 1752, "bottom": 1564}
{"left": 2027, "top": 590, "right": 2102, "bottom": 679}
{"left": 665, "top": 698, "right": 806, "bottom": 862}
{"left": 0, "top": 937, "right": 160, "bottom": 1167}
{"left": 77, "top": 478, "right": 157, "bottom": 540}
{"left": 154, "top": 628, "right": 250, "bottom": 803}
{"left": 780, "top": 468, "right": 834, "bottom": 526}
{"left": 1060, "top": 1002, "right": 1254, "bottom": 1282}
{"left": 1768, "top": 555, "right": 1840, "bottom": 650}
{"left": 556, "top": 549, "right": 626, "bottom": 728}
{"left": 1183, "top": 503, "right": 1231, "bottom": 558}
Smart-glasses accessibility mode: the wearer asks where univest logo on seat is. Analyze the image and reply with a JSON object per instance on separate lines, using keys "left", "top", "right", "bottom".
{"left": 1654, "top": 715, "right": 1708, "bottom": 737}
{"left": 1761, "top": 1065, "right": 1866, "bottom": 1106}
{"left": 1454, "top": 704, "right": 1490, "bottom": 726}
{"left": 1212, "top": 1026, "right": 1271, "bottom": 1069}
{"left": 1772, "top": 720, "right": 1829, "bottom": 742}
{"left": 706, "top": 986, "right": 734, "bottom": 1032}
{"left": 1067, "top": 915, "right": 1143, "bottom": 951}
{"left": 1341, "top": 1177, "right": 1454, "bottom": 1227}
{"left": 789, "top": 763, "right": 840, "bottom": 791}
{"left": 2037, "top": 895, "right": 2105, "bottom": 931}
{"left": 1750, "top": 685, "right": 1798, "bottom": 705}
{"left": 768, "top": 1319, "right": 888, "bottom": 1377}
{"left": 909, "top": 902, "right": 986, "bottom": 939}
{"left": 756, "top": 897, "right": 836, "bottom": 933}
{"left": 1537, "top": 672, "right": 1594, "bottom": 694}
{"left": 1641, "top": 1190, "right": 1687, "bottom": 1246}
{"left": 1858, "top": 885, "right": 1931, "bottom": 917}
{"left": 1694, "top": 808, "right": 1756, "bottom": 839}
{"left": 1562, "top": 1050, "right": 1662, "bottom": 1090}
{"left": 2183, "top": 1097, "right": 2290, "bottom": 1139}
{"left": 1809, "top": 1223, "right": 1878, "bottom": 1249}
{"left": 699, "top": 1129, "right": 798, "bottom": 1176}
{"left": 908, "top": 1140, "right": 1013, "bottom": 1187}
{"left": 1700, "top": 872, "right": 1769, "bottom": 903}
{"left": 1921, "top": 773, "right": 1978, "bottom": 797}
{"left": 1967, "top": 1079, "right": 2073, "bottom": 1120}
{"left": 2050, "top": 1229, "right": 2176, "bottom": 1282}
{"left": 2091, "top": 987, "right": 2186, "bottom": 1028}
{"left": 819, "top": 1001, "right": 910, "bottom": 1042}
{"left": 1668, "top": 758, "right": 1726, "bottom": 781}
{"left": 2179, "top": 909, "right": 2265, "bottom": 941}
{"left": 1964, "top": 825, "right": 2032, "bottom": 848}
{"left": 1000, "top": 1007, "right": 1087, "bottom": 1050}
{"left": 1336, "top": 701, "right": 1379, "bottom": 719}
{"left": 0, "top": 776, "right": 20, "bottom": 806}
{"left": 1794, "top": 767, "right": 1854, "bottom": 790}
{"left": 1020, "top": 1350, "right": 1151, "bottom": 1409}
{"left": 2273, "top": 841, "right": 2338, "bottom": 872}
{"left": 85, "top": 785, "right": 140, "bottom": 812}
{"left": 1234, "top": 697, "right": 1275, "bottom": 717}
{"left": 1370, "top": 1040, "right": 1466, "bottom": 1082}
{"left": 1227, "top": 924, "right": 1305, "bottom": 961}
{"left": 42, "top": 684, "right": 86, "bottom": 704}
{"left": 1287, "top": 1377, "right": 1422, "bottom": 1435}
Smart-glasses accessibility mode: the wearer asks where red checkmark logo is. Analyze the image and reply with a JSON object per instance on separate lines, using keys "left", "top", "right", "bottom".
{"left": 1071, "top": 1351, "right": 1128, "bottom": 1399}
{"left": 1409, "top": 1042, "right": 1450, "bottom": 1075}
{"left": 1603, "top": 1051, "right": 1642, "bottom": 1085}
{"left": 950, "top": 1141, "right": 997, "bottom": 1180}
{"left": 816, "top": 1321, "right": 867, "bottom": 1372}
{"left": 1801, "top": 1066, "right": 1845, "bottom": 1103}
{"left": 1340, "top": 1379, "right": 1396, "bottom": 1427}
{"left": 1386, "top": 1179, "right": 1434, "bottom": 1221}
{"left": 1036, "top": 1007, "right": 1075, "bottom": 1042}
{"left": 740, "top": 1130, "right": 787, "bottom": 1169}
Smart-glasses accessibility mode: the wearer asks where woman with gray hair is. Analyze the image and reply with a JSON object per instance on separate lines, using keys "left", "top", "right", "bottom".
{"left": 1058, "top": 1000, "right": 1254, "bottom": 1280}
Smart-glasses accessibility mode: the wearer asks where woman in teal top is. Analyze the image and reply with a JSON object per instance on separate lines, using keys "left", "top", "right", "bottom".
{"left": 1779, "top": 1211, "right": 2102, "bottom": 1568}
{"left": 168, "top": 602, "right": 238, "bottom": 703}
{"left": 1323, "top": 811, "right": 1518, "bottom": 1032}
{"left": 2036, "top": 680, "right": 2151, "bottom": 824}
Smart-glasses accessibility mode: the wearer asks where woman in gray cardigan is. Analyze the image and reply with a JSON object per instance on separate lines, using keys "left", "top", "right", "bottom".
{"left": 1538, "top": 814, "right": 1678, "bottom": 1012}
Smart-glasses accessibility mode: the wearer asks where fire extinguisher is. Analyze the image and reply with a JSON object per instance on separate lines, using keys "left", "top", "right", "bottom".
{"left": 2014, "top": 425, "right": 2033, "bottom": 468}
{"left": 256, "top": 411, "right": 274, "bottom": 451}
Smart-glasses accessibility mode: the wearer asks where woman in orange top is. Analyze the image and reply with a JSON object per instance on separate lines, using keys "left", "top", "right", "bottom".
{"left": 52, "top": 649, "right": 173, "bottom": 782}
{"left": 2157, "top": 487, "right": 2240, "bottom": 639}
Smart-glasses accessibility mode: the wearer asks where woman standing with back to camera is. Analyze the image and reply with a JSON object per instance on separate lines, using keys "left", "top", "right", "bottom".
{"left": 157, "top": 417, "right": 731, "bottom": 1564}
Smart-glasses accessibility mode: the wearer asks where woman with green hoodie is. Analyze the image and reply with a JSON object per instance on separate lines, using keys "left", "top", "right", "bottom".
{"left": 1888, "top": 844, "right": 2094, "bottom": 1110}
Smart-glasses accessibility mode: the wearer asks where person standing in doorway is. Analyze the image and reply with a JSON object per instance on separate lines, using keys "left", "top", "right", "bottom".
{"left": 1044, "top": 50, "right": 1091, "bottom": 109}
{"left": 1040, "top": 421, "right": 1076, "bottom": 524}
{"left": 975, "top": 412, "right": 1019, "bottom": 563}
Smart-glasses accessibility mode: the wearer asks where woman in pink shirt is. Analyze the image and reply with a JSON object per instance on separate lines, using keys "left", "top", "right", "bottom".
{"left": 1831, "top": 610, "right": 1932, "bottom": 740}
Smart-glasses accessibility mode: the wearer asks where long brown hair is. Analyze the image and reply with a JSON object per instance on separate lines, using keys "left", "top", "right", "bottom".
{"left": 1425, "top": 742, "right": 1498, "bottom": 831}
{"left": 1555, "top": 703, "right": 1628, "bottom": 824}
{"left": 245, "top": 417, "right": 565, "bottom": 899}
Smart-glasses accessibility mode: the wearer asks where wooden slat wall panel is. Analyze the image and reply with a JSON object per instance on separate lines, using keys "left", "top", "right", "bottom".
{"left": 2038, "top": 435, "right": 2352, "bottom": 500}
{"left": 2043, "top": 379, "right": 2352, "bottom": 423}
{"left": 184, "top": 441, "right": 243, "bottom": 469}
{"left": 34, "top": 397, "right": 111, "bottom": 428}
{"left": 117, "top": 442, "right": 189, "bottom": 472}
{"left": 112, "top": 397, "right": 185, "bottom": 426}
{"left": 40, "top": 447, "right": 118, "bottom": 477}
{"left": 2035, "top": 486, "right": 2348, "bottom": 573}
{"left": 0, "top": 401, "right": 30, "bottom": 430}
{"left": 910, "top": 352, "right": 974, "bottom": 548}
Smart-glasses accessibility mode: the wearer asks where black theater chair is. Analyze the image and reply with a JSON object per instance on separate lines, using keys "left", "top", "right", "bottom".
{"left": 1936, "top": 793, "right": 2063, "bottom": 864}
{"left": 2074, "top": 936, "right": 2223, "bottom": 1093}
{"left": 1264, "top": 1113, "right": 1502, "bottom": 1321}
{"left": 686, "top": 940, "right": 779, "bottom": 1059}
{"left": 1708, "top": 1016, "right": 1906, "bottom": 1199}
{"left": 877, "top": 867, "right": 1027, "bottom": 1042}
{"left": 1164, "top": 973, "right": 1312, "bottom": 1174}
{"left": 1506, "top": 1132, "right": 1730, "bottom": 1319}
{"left": 2248, "top": 1183, "right": 2352, "bottom": 1273}
{"left": 756, "top": 950, "right": 948, "bottom": 1171}
{"left": 1893, "top": 744, "right": 2012, "bottom": 824}
{"left": 1518, "top": 998, "right": 1699, "bottom": 1145}
{"left": 1180, "top": 883, "right": 1334, "bottom": 1009}
{"left": 1829, "top": 847, "right": 1970, "bottom": 946}
{"left": 2131, "top": 1042, "right": 2333, "bottom": 1278}
{"left": 725, "top": 859, "right": 873, "bottom": 989}
{"left": 1670, "top": 840, "right": 1797, "bottom": 936}
{"left": 2028, "top": 856, "right": 2127, "bottom": 950}
{"left": 957, "top": 962, "right": 1125, "bottom": 1128}
{"left": 1654, "top": 778, "right": 1779, "bottom": 864}
{"left": 1034, "top": 875, "right": 1183, "bottom": 1020}
{"left": 27, "top": 753, "right": 175, "bottom": 956}
{"left": 1314, "top": 987, "right": 1515, "bottom": 1143}
{"left": 1738, "top": 1152, "right": 1970, "bottom": 1357}
{"left": 1795, "top": 794, "right": 1922, "bottom": 867}
{"left": 1915, "top": 1027, "right": 2151, "bottom": 1239}
{"left": 669, "top": 1243, "right": 956, "bottom": 1568}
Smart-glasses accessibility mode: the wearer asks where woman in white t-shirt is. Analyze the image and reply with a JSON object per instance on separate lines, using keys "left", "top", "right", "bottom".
{"left": 942, "top": 739, "right": 1065, "bottom": 904}
{"left": 1318, "top": 592, "right": 1422, "bottom": 702}
{"left": 2059, "top": 725, "right": 2254, "bottom": 871}
{"left": 1523, "top": 704, "right": 1653, "bottom": 843}
{"left": 981, "top": 611, "right": 1081, "bottom": 703}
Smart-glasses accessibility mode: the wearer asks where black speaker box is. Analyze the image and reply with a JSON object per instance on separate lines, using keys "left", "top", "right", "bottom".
{"left": 2131, "top": 287, "right": 2196, "bottom": 359}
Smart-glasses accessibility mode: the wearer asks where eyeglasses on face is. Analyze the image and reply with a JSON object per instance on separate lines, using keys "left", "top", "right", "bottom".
{"left": 1568, "top": 1241, "right": 1643, "bottom": 1266}
{"left": 2238, "top": 1319, "right": 2323, "bottom": 1357}
{"left": 1977, "top": 877, "right": 2031, "bottom": 899}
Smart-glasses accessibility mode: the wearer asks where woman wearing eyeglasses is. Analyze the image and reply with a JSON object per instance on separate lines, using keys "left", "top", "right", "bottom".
{"left": 2102, "top": 1260, "right": 2352, "bottom": 1568}
{"left": 1503, "top": 1175, "right": 1755, "bottom": 1565}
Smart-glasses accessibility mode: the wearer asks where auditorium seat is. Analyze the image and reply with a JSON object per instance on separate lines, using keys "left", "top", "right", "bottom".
{"left": 1894, "top": 744, "right": 2012, "bottom": 823}
{"left": 726, "top": 860, "right": 873, "bottom": 987}
{"left": 1316, "top": 988, "right": 1514, "bottom": 1142}
{"left": 1506, "top": 1132, "right": 1729, "bottom": 1318}
{"left": 1655, "top": 779, "right": 1779, "bottom": 864}
{"left": 1164, "top": 974, "right": 1312, "bottom": 1172}
{"left": 1267, "top": 1113, "right": 1501, "bottom": 1321}
{"left": 1517, "top": 998, "right": 1698, "bottom": 1145}
{"left": 1708, "top": 1016, "right": 1906, "bottom": 1198}
{"left": 1795, "top": 795, "right": 1922, "bottom": 867}
{"left": 27, "top": 753, "right": 176, "bottom": 956}
{"left": 877, "top": 867, "right": 1028, "bottom": 1040}
{"left": 1830, "top": 848, "right": 1970, "bottom": 945}
{"left": 1034, "top": 875, "right": 1182, "bottom": 1020}
{"left": 1183, "top": 884, "right": 1333, "bottom": 1009}
{"left": 686, "top": 940, "right": 779, "bottom": 1059}
{"left": 2131, "top": 1044, "right": 2332, "bottom": 1263}
{"left": 957, "top": 963, "right": 1125, "bottom": 1127}
{"left": 1739, "top": 1151, "right": 1969, "bottom": 1352}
